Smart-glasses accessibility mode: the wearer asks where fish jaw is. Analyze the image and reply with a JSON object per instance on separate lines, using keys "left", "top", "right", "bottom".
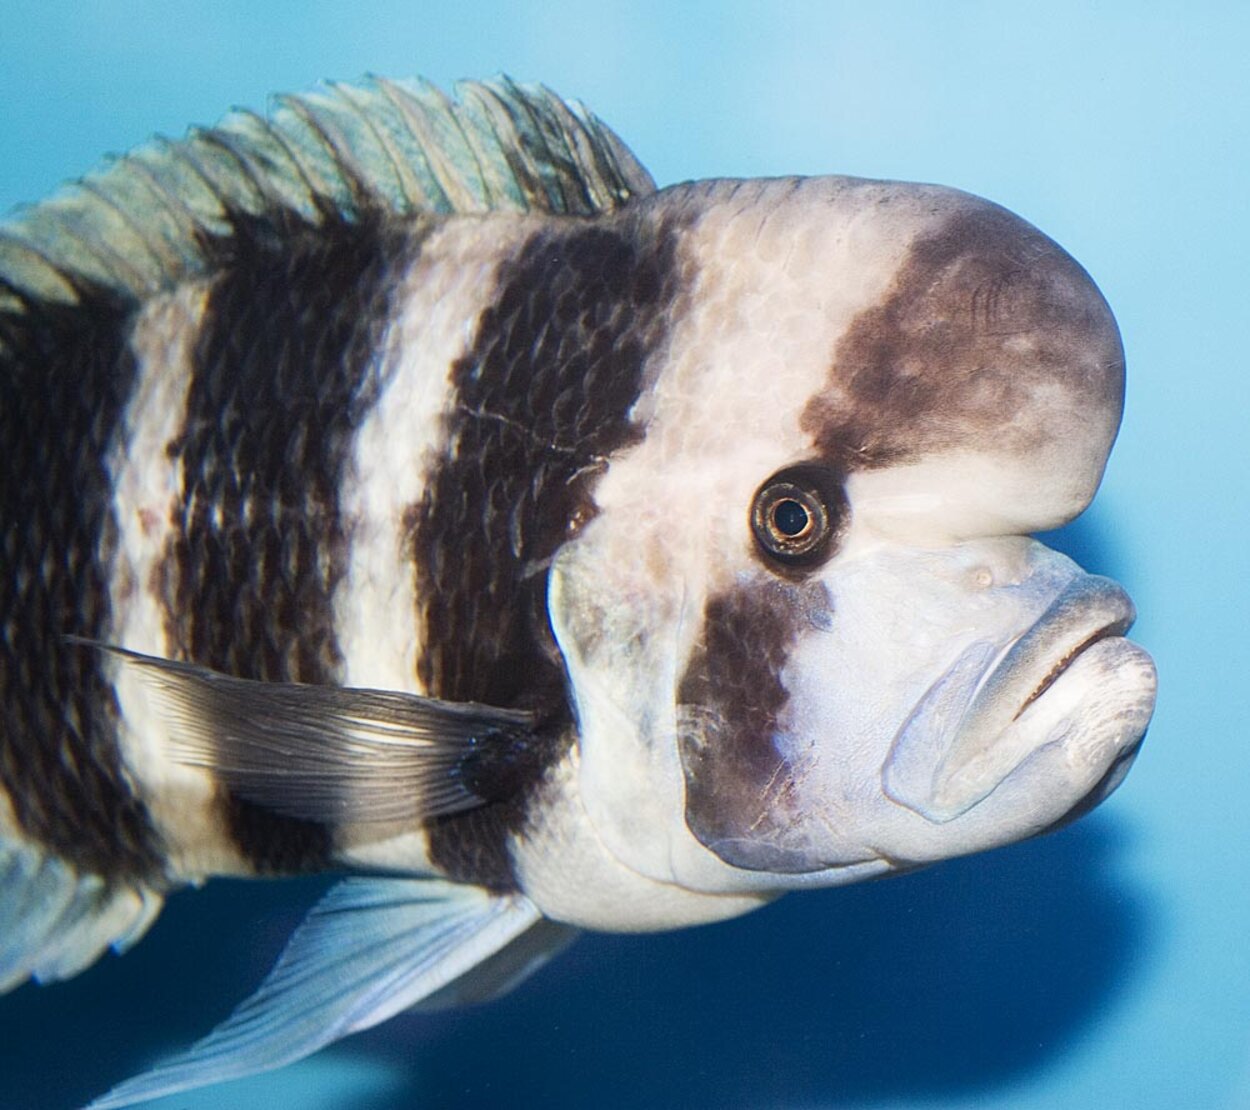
{"left": 552, "top": 535, "right": 1155, "bottom": 901}
{"left": 703, "top": 540, "right": 1157, "bottom": 879}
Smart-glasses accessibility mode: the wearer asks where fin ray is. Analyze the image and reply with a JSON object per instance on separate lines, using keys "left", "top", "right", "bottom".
{"left": 87, "top": 877, "right": 543, "bottom": 1108}
{"left": 0, "top": 837, "right": 162, "bottom": 993}
{"left": 0, "top": 75, "right": 655, "bottom": 344}
{"left": 413, "top": 915, "right": 579, "bottom": 1011}
{"left": 86, "top": 641, "right": 540, "bottom": 829}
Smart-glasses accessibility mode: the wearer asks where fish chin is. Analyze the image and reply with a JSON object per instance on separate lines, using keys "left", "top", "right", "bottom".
{"left": 880, "top": 575, "right": 1156, "bottom": 850}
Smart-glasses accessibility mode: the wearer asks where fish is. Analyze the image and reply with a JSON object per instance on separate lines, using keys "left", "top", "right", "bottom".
{"left": 0, "top": 76, "right": 1157, "bottom": 1106}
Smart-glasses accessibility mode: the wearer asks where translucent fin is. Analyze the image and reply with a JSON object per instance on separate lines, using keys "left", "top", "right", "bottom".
{"left": 0, "top": 837, "right": 162, "bottom": 993}
{"left": 80, "top": 640, "right": 541, "bottom": 829}
{"left": 0, "top": 75, "right": 656, "bottom": 333}
{"left": 414, "top": 915, "right": 579, "bottom": 1011}
{"left": 87, "top": 876, "right": 542, "bottom": 1109}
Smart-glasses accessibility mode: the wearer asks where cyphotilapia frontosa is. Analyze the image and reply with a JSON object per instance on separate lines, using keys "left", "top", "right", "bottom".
{"left": 0, "top": 76, "right": 1157, "bottom": 1106}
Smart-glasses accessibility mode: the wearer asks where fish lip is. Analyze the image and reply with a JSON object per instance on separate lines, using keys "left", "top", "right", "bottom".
{"left": 979, "top": 574, "right": 1138, "bottom": 727}
{"left": 882, "top": 573, "right": 1149, "bottom": 823}
{"left": 1011, "top": 610, "right": 1134, "bottom": 721}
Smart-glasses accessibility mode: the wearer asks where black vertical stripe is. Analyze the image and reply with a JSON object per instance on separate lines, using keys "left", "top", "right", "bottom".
{"left": 158, "top": 209, "right": 415, "bottom": 873}
{"left": 677, "top": 579, "right": 829, "bottom": 873}
{"left": 0, "top": 286, "right": 164, "bottom": 880}
{"left": 411, "top": 211, "right": 690, "bottom": 890}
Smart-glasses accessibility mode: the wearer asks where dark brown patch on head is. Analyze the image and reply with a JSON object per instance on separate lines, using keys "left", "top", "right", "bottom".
{"left": 677, "top": 577, "right": 832, "bottom": 873}
{"left": 0, "top": 284, "right": 164, "bottom": 881}
{"left": 157, "top": 206, "right": 416, "bottom": 873}
{"left": 802, "top": 202, "right": 1124, "bottom": 471}
{"left": 411, "top": 209, "right": 692, "bottom": 891}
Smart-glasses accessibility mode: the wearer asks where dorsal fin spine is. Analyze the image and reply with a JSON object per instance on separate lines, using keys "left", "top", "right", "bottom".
{"left": 368, "top": 79, "right": 455, "bottom": 212}
{"left": 118, "top": 151, "right": 217, "bottom": 284}
{"left": 457, "top": 90, "right": 522, "bottom": 210}
{"left": 149, "top": 137, "right": 232, "bottom": 233}
{"left": 15, "top": 205, "right": 123, "bottom": 296}
{"left": 195, "top": 126, "right": 293, "bottom": 217}
{"left": 328, "top": 81, "right": 422, "bottom": 211}
{"left": 473, "top": 81, "right": 575, "bottom": 213}
{"left": 423, "top": 81, "right": 501, "bottom": 210}
{"left": 274, "top": 95, "right": 368, "bottom": 217}
{"left": 182, "top": 126, "right": 271, "bottom": 219}
{"left": 0, "top": 232, "right": 80, "bottom": 308}
{"left": 49, "top": 185, "right": 159, "bottom": 293}
{"left": 77, "top": 178, "right": 181, "bottom": 279}
{"left": 0, "top": 75, "right": 657, "bottom": 345}
{"left": 233, "top": 108, "right": 330, "bottom": 221}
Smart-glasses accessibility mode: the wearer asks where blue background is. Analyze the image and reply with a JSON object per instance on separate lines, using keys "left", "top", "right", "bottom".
{"left": 1, "top": 3, "right": 1246, "bottom": 1107}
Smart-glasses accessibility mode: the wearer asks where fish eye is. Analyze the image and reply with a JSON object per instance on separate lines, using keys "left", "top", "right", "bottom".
{"left": 750, "top": 464, "right": 847, "bottom": 568}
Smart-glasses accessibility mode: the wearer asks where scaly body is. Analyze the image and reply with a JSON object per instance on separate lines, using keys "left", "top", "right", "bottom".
{"left": 0, "top": 78, "right": 1155, "bottom": 1106}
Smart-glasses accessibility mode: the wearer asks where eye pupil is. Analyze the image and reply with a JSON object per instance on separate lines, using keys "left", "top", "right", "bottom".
{"left": 772, "top": 498, "right": 810, "bottom": 537}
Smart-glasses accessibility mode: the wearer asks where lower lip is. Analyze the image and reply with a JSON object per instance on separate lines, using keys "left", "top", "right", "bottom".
{"left": 1015, "top": 614, "right": 1133, "bottom": 720}
{"left": 971, "top": 574, "right": 1137, "bottom": 730}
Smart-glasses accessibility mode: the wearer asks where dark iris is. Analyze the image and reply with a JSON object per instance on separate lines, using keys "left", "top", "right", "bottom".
{"left": 772, "top": 498, "right": 810, "bottom": 537}
{"left": 749, "top": 463, "right": 847, "bottom": 569}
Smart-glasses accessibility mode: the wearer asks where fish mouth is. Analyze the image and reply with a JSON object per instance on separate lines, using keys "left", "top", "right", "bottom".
{"left": 1013, "top": 620, "right": 1128, "bottom": 719}
{"left": 883, "top": 574, "right": 1156, "bottom": 824}
{"left": 981, "top": 575, "right": 1137, "bottom": 727}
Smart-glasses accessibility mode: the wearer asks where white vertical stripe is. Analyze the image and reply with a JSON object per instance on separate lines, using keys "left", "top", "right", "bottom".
{"left": 334, "top": 218, "right": 533, "bottom": 695}
{"left": 104, "top": 283, "right": 245, "bottom": 878}
{"left": 598, "top": 177, "right": 924, "bottom": 560}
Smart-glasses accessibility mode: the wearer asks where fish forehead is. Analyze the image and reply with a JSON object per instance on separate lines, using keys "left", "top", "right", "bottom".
{"left": 804, "top": 196, "right": 1123, "bottom": 473}
{"left": 620, "top": 176, "right": 924, "bottom": 463}
{"left": 621, "top": 174, "right": 1121, "bottom": 489}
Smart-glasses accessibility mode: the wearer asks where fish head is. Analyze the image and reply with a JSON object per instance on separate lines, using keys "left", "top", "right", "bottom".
{"left": 548, "top": 176, "right": 1156, "bottom": 897}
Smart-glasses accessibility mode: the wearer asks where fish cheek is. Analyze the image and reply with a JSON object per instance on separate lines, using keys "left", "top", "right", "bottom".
{"left": 676, "top": 579, "right": 830, "bottom": 874}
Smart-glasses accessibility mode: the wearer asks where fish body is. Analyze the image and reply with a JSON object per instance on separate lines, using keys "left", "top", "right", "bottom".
{"left": 0, "top": 78, "right": 1156, "bottom": 1104}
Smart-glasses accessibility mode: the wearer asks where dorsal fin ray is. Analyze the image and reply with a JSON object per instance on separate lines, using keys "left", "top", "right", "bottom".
{"left": 0, "top": 76, "right": 655, "bottom": 332}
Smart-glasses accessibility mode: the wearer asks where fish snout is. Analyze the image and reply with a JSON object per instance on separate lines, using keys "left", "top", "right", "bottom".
{"left": 882, "top": 574, "right": 1156, "bottom": 831}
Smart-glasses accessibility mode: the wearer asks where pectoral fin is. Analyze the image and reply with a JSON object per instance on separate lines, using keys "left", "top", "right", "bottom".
{"left": 86, "top": 876, "right": 545, "bottom": 1108}
{"left": 78, "top": 640, "right": 540, "bottom": 828}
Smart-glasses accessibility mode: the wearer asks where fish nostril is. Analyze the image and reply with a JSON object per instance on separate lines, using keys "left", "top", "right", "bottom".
{"left": 973, "top": 567, "right": 994, "bottom": 589}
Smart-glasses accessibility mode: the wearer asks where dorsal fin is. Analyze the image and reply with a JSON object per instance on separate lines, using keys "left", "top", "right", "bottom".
{"left": 0, "top": 76, "right": 655, "bottom": 333}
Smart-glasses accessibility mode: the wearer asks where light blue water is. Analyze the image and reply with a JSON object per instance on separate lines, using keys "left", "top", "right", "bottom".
{"left": 1, "top": 3, "right": 1247, "bottom": 1107}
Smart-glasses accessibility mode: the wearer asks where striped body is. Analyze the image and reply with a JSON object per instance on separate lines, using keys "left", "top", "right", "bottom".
{"left": 1, "top": 201, "right": 652, "bottom": 870}
{"left": 1, "top": 169, "right": 1151, "bottom": 912}
{"left": 4, "top": 173, "right": 800, "bottom": 949}
{"left": 0, "top": 78, "right": 1155, "bottom": 1104}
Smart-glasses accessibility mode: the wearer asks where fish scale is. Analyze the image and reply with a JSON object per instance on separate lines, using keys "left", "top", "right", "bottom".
{"left": 0, "top": 283, "right": 164, "bottom": 883}
{"left": 410, "top": 215, "right": 691, "bottom": 889}
{"left": 157, "top": 214, "right": 412, "bottom": 874}
{"left": 0, "top": 76, "right": 1155, "bottom": 1107}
